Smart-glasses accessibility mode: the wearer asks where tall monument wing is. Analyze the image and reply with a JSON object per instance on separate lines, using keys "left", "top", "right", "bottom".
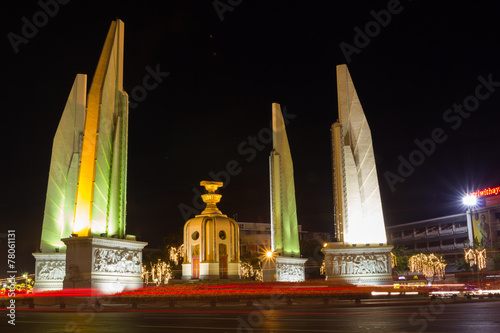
{"left": 269, "top": 103, "right": 300, "bottom": 257}
{"left": 35, "top": 20, "right": 147, "bottom": 294}
{"left": 332, "top": 65, "right": 387, "bottom": 244}
{"left": 73, "top": 20, "right": 128, "bottom": 237}
{"left": 40, "top": 75, "right": 87, "bottom": 252}
{"left": 268, "top": 103, "right": 307, "bottom": 282}
{"left": 323, "top": 65, "right": 392, "bottom": 286}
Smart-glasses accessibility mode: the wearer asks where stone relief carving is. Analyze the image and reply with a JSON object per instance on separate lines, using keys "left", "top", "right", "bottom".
{"left": 93, "top": 248, "right": 141, "bottom": 274}
{"left": 37, "top": 261, "right": 65, "bottom": 280}
{"left": 328, "top": 254, "right": 389, "bottom": 275}
{"left": 277, "top": 262, "right": 304, "bottom": 282}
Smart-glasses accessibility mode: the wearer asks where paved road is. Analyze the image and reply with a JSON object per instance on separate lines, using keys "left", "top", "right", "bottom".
{"left": 2, "top": 301, "right": 500, "bottom": 332}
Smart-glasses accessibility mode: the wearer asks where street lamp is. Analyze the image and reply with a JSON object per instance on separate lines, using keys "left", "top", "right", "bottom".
{"left": 463, "top": 194, "right": 478, "bottom": 244}
{"left": 462, "top": 195, "right": 477, "bottom": 206}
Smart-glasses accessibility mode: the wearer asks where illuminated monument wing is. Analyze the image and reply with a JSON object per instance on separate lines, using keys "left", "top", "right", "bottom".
{"left": 322, "top": 65, "right": 392, "bottom": 285}
{"left": 33, "top": 20, "right": 147, "bottom": 293}
{"left": 33, "top": 75, "right": 87, "bottom": 291}
{"left": 269, "top": 103, "right": 306, "bottom": 282}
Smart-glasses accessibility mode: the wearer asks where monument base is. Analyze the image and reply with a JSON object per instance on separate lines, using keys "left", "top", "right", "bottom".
{"left": 32, "top": 253, "right": 66, "bottom": 291}
{"left": 61, "top": 236, "right": 147, "bottom": 293}
{"left": 181, "top": 263, "right": 192, "bottom": 280}
{"left": 276, "top": 257, "right": 308, "bottom": 282}
{"left": 322, "top": 242, "right": 393, "bottom": 286}
{"left": 261, "top": 258, "right": 276, "bottom": 281}
{"left": 181, "top": 262, "right": 240, "bottom": 280}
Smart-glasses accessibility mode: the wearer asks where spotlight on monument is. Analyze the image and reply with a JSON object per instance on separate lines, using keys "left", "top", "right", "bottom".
{"left": 462, "top": 195, "right": 477, "bottom": 206}
{"left": 323, "top": 243, "right": 328, "bottom": 248}
{"left": 266, "top": 251, "right": 273, "bottom": 258}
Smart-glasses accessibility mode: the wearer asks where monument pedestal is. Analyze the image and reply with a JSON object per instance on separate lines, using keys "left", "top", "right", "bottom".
{"left": 322, "top": 242, "right": 393, "bottom": 285}
{"left": 61, "top": 236, "right": 147, "bottom": 293}
{"left": 276, "top": 257, "right": 308, "bottom": 282}
{"left": 261, "top": 258, "right": 276, "bottom": 281}
{"left": 32, "top": 253, "right": 66, "bottom": 291}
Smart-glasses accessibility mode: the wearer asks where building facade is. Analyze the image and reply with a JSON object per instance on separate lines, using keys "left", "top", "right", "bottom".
{"left": 386, "top": 213, "right": 470, "bottom": 271}
{"left": 386, "top": 190, "right": 500, "bottom": 272}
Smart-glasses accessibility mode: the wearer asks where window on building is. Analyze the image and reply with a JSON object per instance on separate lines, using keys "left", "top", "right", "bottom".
{"left": 442, "top": 239, "right": 454, "bottom": 246}
{"left": 416, "top": 242, "right": 427, "bottom": 249}
{"left": 404, "top": 230, "right": 414, "bottom": 237}
{"left": 429, "top": 241, "right": 440, "bottom": 248}
{"left": 415, "top": 228, "right": 426, "bottom": 237}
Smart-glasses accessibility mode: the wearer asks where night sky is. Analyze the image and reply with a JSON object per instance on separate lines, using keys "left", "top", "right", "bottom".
{"left": 2, "top": 0, "right": 500, "bottom": 276}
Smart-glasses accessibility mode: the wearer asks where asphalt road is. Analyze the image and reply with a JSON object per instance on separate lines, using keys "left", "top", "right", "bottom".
{"left": 2, "top": 301, "right": 500, "bottom": 332}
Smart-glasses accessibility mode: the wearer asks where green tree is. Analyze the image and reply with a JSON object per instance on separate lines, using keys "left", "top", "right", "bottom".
{"left": 391, "top": 247, "right": 413, "bottom": 275}
{"left": 462, "top": 237, "right": 489, "bottom": 286}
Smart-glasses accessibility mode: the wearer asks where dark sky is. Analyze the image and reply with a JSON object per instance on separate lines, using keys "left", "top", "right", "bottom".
{"left": 2, "top": 0, "right": 500, "bottom": 275}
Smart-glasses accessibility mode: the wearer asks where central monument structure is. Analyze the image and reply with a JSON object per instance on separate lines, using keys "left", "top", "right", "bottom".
{"left": 322, "top": 65, "right": 393, "bottom": 285}
{"left": 182, "top": 181, "right": 240, "bottom": 280}
{"left": 268, "top": 103, "right": 307, "bottom": 282}
{"left": 33, "top": 20, "right": 147, "bottom": 293}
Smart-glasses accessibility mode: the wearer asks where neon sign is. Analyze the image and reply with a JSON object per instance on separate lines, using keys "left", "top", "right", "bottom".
{"left": 469, "top": 186, "right": 500, "bottom": 197}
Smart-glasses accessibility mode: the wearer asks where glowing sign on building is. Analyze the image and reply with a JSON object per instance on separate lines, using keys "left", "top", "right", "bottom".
{"left": 468, "top": 186, "right": 500, "bottom": 198}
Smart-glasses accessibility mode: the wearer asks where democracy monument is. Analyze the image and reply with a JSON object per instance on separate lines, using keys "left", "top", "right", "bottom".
{"left": 33, "top": 20, "right": 147, "bottom": 293}
{"left": 32, "top": 18, "right": 392, "bottom": 291}
{"left": 322, "top": 65, "right": 393, "bottom": 285}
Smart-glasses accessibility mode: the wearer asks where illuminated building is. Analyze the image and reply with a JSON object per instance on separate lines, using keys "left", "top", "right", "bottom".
{"left": 269, "top": 103, "right": 307, "bottom": 281}
{"left": 182, "top": 181, "right": 240, "bottom": 280}
{"left": 387, "top": 187, "right": 500, "bottom": 273}
{"left": 33, "top": 20, "right": 147, "bottom": 293}
{"left": 387, "top": 213, "right": 470, "bottom": 272}
{"left": 466, "top": 186, "right": 500, "bottom": 249}
{"left": 322, "top": 65, "right": 393, "bottom": 285}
